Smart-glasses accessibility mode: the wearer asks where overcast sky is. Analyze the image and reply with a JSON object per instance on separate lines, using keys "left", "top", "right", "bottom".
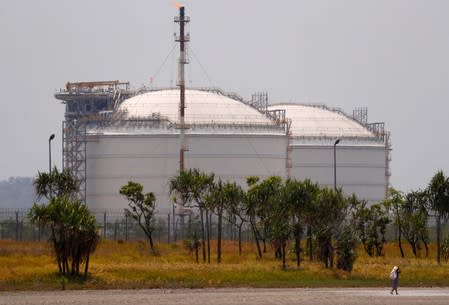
{"left": 0, "top": 0, "right": 448, "bottom": 194}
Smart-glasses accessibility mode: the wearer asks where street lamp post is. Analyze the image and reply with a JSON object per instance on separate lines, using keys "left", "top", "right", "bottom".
{"left": 49, "top": 134, "right": 55, "bottom": 173}
{"left": 333, "top": 138, "right": 341, "bottom": 191}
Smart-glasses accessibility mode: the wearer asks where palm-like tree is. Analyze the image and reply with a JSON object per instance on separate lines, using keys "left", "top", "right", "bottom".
{"left": 28, "top": 203, "right": 47, "bottom": 241}
{"left": 29, "top": 196, "right": 99, "bottom": 277}
{"left": 30, "top": 167, "right": 99, "bottom": 277}
{"left": 34, "top": 166, "right": 80, "bottom": 200}
{"left": 427, "top": 170, "right": 449, "bottom": 264}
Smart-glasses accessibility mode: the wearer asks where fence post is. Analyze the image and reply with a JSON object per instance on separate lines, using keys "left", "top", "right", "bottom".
{"left": 103, "top": 211, "right": 107, "bottom": 239}
{"left": 38, "top": 219, "right": 41, "bottom": 242}
{"left": 172, "top": 204, "right": 176, "bottom": 242}
{"left": 125, "top": 213, "right": 128, "bottom": 241}
{"left": 188, "top": 214, "right": 192, "bottom": 238}
{"left": 15, "top": 211, "right": 19, "bottom": 241}
{"left": 167, "top": 213, "right": 171, "bottom": 244}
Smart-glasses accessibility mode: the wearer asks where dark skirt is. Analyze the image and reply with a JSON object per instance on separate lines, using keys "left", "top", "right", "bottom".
{"left": 391, "top": 278, "right": 399, "bottom": 289}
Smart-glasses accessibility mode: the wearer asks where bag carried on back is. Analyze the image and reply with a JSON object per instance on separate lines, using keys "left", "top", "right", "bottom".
{"left": 390, "top": 271, "right": 397, "bottom": 280}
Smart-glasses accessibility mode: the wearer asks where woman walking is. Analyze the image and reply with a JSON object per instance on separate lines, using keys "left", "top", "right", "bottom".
{"left": 390, "top": 266, "right": 400, "bottom": 295}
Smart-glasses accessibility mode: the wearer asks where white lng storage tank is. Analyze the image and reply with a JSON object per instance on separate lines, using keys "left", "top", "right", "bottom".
{"left": 83, "top": 88, "right": 288, "bottom": 213}
{"left": 268, "top": 103, "right": 391, "bottom": 204}
{"left": 56, "top": 84, "right": 390, "bottom": 213}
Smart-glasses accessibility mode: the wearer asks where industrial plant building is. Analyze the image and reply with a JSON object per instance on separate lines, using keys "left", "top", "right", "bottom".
{"left": 55, "top": 85, "right": 390, "bottom": 214}
{"left": 54, "top": 7, "right": 391, "bottom": 215}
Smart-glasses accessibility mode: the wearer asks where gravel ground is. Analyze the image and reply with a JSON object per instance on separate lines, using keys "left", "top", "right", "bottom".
{"left": 1, "top": 288, "right": 449, "bottom": 305}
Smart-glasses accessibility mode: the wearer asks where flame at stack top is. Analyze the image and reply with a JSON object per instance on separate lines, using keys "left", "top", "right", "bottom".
{"left": 173, "top": 1, "right": 183, "bottom": 9}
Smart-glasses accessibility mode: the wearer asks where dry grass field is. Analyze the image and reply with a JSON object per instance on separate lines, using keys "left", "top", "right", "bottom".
{"left": 1, "top": 239, "right": 448, "bottom": 291}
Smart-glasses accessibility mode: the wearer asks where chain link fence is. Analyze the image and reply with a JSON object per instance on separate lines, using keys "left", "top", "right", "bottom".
{"left": 0, "top": 208, "right": 254, "bottom": 244}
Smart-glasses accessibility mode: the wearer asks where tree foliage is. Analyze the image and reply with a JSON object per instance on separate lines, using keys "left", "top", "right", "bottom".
{"left": 120, "top": 181, "right": 157, "bottom": 250}
{"left": 427, "top": 170, "right": 449, "bottom": 264}
{"left": 165, "top": 169, "right": 449, "bottom": 270}
{"left": 382, "top": 188, "right": 406, "bottom": 257}
{"left": 402, "top": 190, "right": 429, "bottom": 257}
{"left": 336, "top": 225, "right": 358, "bottom": 271}
{"left": 169, "top": 169, "right": 215, "bottom": 263}
{"left": 282, "top": 178, "right": 319, "bottom": 267}
{"left": 244, "top": 176, "right": 283, "bottom": 259}
{"left": 311, "top": 188, "right": 348, "bottom": 268}
{"left": 207, "top": 180, "right": 244, "bottom": 263}
{"left": 30, "top": 167, "right": 99, "bottom": 277}
{"left": 223, "top": 182, "right": 246, "bottom": 256}
{"left": 352, "top": 201, "right": 390, "bottom": 257}
{"left": 34, "top": 167, "right": 80, "bottom": 201}
{"left": 29, "top": 196, "right": 99, "bottom": 277}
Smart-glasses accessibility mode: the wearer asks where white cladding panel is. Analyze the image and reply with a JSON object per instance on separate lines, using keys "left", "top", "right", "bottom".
{"left": 86, "top": 135, "right": 179, "bottom": 212}
{"left": 86, "top": 134, "right": 287, "bottom": 213}
{"left": 186, "top": 135, "right": 286, "bottom": 178}
{"left": 290, "top": 145, "right": 388, "bottom": 203}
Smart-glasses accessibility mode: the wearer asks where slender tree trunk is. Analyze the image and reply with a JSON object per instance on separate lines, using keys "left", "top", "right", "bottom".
{"left": 199, "top": 208, "right": 206, "bottom": 263}
{"left": 238, "top": 223, "right": 243, "bottom": 256}
{"left": 282, "top": 241, "right": 287, "bottom": 270}
{"left": 205, "top": 209, "right": 211, "bottom": 264}
{"left": 421, "top": 236, "right": 429, "bottom": 257}
{"left": 195, "top": 242, "right": 199, "bottom": 263}
{"left": 396, "top": 214, "right": 405, "bottom": 258}
{"left": 51, "top": 227, "right": 62, "bottom": 273}
{"left": 262, "top": 234, "right": 267, "bottom": 253}
{"left": 437, "top": 214, "right": 441, "bottom": 264}
{"left": 148, "top": 233, "right": 154, "bottom": 250}
{"left": 64, "top": 256, "right": 69, "bottom": 275}
{"left": 84, "top": 253, "right": 90, "bottom": 278}
{"left": 295, "top": 233, "right": 301, "bottom": 267}
{"left": 250, "top": 219, "right": 262, "bottom": 258}
{"left": 307, "top": 225, "right": 313, "bottom": 261}
{"left": 217, "top": 211, "right": 223, "bottom": 263}
{"left": 328, "top": 240, "right": 334, "bottom": 269}
{"left": 410, "top": 239, "right": 417, "bottom": 258}
{"left": 76, "top": 253, "right": 80, "bottom": 275}
{"left": 71, "top": 253, "right": 76, "bottom": 275}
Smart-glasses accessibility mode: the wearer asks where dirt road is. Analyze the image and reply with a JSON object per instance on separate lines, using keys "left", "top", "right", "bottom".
{"left": 1, "top": 288, "right": 449, "bottom": 305}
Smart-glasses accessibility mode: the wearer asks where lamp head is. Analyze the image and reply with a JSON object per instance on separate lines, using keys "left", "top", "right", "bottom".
{"left": 49, "top": 134, "right": 55, "bottom": 141}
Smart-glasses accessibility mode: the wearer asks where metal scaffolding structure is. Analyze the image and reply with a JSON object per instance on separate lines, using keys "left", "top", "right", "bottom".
{"left": 55, "top": 81, "right": 134, "bottom": 202}
{"left": 61, "top": 119, "right": 87, "bottom": 201}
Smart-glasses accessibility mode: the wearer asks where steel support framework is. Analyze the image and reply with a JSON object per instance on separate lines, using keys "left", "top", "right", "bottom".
{"left": 62, "top": 119, "right": 87, "bottom": 202}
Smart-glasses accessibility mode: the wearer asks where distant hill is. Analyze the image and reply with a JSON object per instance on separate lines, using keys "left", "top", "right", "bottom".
{"left": 0, "top": 177, "right": 37, "bottom": 209}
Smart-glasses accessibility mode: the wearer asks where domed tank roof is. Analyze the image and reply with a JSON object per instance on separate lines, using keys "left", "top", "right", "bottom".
{"left": 118, "top": 89, "right": 274, "bottom": 125}
{"left": 268, "top": 103, "right": 375, "bottom": 139}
